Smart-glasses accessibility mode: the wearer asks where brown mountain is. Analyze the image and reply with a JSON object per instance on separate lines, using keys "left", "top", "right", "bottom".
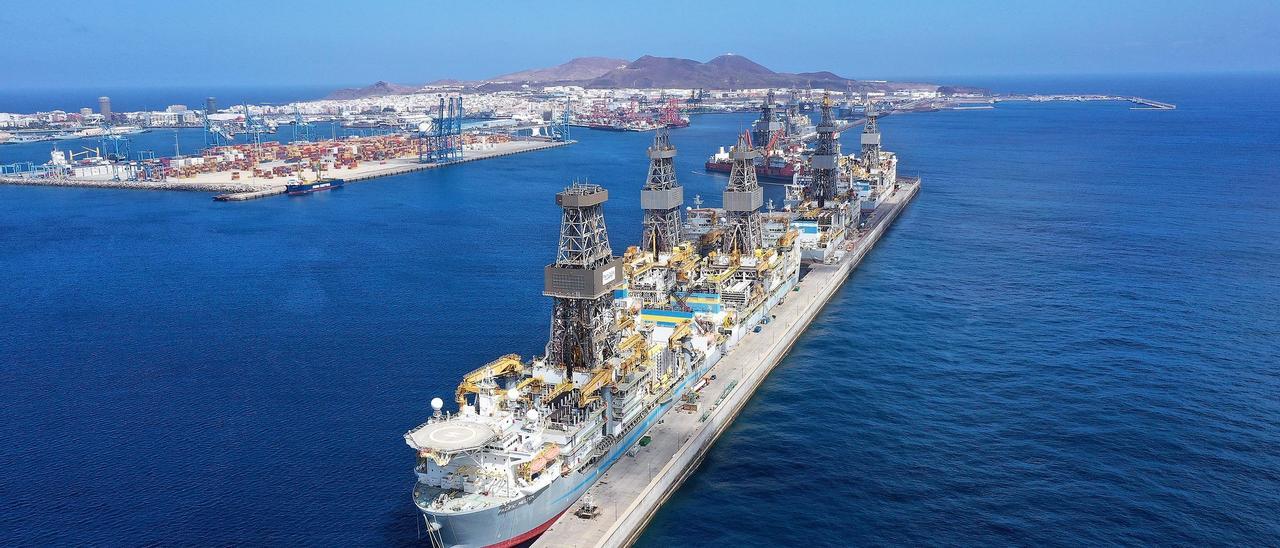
{"left": 322, "top": 54, "right": 967, "bottom": 98}
{"left": 325, "top": 81, "right": 419, "bottom": 100}
{"left": 490, "top": 57, "right": 629, "bottom": 83}
{"left": 585, "top": 54, "right": 865, "bottom": 90}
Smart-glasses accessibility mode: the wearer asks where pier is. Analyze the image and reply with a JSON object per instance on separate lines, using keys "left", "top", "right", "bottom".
{"left": 210, "top": 139, "right": 575, "bottom": 201}
{"left": 533, "top": 178, "right": 920, "bottom": 548}
{"left": 1, "top": 139, "right": 574, "bottom": 201}
{"left": 995, "top": 94, "right": 1176, "bottom": 110}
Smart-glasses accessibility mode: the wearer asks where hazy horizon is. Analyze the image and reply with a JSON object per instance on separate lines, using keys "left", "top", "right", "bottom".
{"left": 2, "top": 0, "right": 1276, "bottom": 89}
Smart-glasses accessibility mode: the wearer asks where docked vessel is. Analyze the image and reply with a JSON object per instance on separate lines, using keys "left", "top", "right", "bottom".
{"left": 404, "top": 99, "right": 899, "bottom": 545}
{"left": 285, "top": 177, "right": 344, "bottom": 195}
{"left": 704, "top": 91, "right": 809, "bottom": 182}
{"left": 704, "top": 147, "right": 800, "bottom": 182}
{"left": 658, "top": 99, "right": 690, "bottom": 129}
{"left": 405, "top": 128, "right": 808, "bottom": 548}
{"left": 571, "top": 99, "right": 683, "bottom": 132}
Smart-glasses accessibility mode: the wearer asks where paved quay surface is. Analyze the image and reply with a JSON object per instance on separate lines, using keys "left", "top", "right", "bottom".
{"left": 0, "top": 139, "right": 573, "bottom": 198}
{"left": 535, "top": 181, "right": 920, "bottom": 548}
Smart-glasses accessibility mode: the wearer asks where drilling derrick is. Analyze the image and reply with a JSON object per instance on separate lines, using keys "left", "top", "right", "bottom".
{"left": 721, "top": 133, "right": 765, "bottom": 255}
{"left": 544, "top": 183, "right": 624, "bottom": 376}
{"left": 861, "top": 102, "right": 882, "bottom": 169}
{"left": 751, "top": 90, "right": 782, "bottom": 149}
{"left": 640, "top": 128, "right": 683, "bottom": 255}
{"left": 811, "top": 93, "right": 840, "bottom": 208}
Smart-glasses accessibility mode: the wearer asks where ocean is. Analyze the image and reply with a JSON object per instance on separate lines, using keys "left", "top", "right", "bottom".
{"left": 2, "top": 74, "right": 1277, "bottom": 545}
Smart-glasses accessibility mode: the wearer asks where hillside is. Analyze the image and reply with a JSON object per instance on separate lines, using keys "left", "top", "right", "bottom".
{"left": 325, "top": 81, "right": 419, "bottom": 100}
{"left": 586, "top": 54, "right": 867, "bottom": 90}
{"left": 490, "top": 57, "right": 629, "bottom": 83}
{"left": 322, "top": 54, "right": 968, "bottom": 98}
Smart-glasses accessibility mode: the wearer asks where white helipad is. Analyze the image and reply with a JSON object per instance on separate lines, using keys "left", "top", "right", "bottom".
{"left": 407, "top": 421, "right": 496, "bottom": 452}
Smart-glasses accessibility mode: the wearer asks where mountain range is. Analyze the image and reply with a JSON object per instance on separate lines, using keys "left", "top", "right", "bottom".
{"left": 489, "top": 57, "right": 629, "bottom": 83}
{"left": 583, "top": 54, "right": 858, "bottom": 90}
{"left": 324, "top": 54, "right": 955, "bottom": 99}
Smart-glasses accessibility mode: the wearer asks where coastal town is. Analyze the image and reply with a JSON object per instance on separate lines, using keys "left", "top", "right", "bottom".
{"left": 1, "top": 54, "right": 1172, "bottom": 204}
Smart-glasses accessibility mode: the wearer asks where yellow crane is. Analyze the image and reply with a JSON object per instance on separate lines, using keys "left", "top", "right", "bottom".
{"left": 545, "top": 379, "right": 575, "bottom": 402}
{"left": 577, "top": 367, "right": 614, "bottom": 407}
{"left": 668, "top": 319, "right": 693, "bottom": 350}
{"left": 455, "top": 353, "right": 524, "bottom": 408}
{"left": 777, "top": 228, "right": 798, "bottom": 248}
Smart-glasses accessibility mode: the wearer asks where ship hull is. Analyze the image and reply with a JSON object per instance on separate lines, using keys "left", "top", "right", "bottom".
{"left": 285, "top": 179, "right": 344, "bottom": 195}
{"left": 422, "top": 493, "right": 571, "bottom": 548}
{"left": 420, "top": 344, "right": 731, "bottom": 548}
{"left": 704, "top": 161, "right": 797, "bottom": 182}
{"left": 417, "top": 265, "right": 797, "bottom": 547}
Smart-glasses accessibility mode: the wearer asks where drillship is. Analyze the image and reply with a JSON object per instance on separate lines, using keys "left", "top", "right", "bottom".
{"left": 404, "top": 127, "right": 798, "bottom": 547}
{"left": 405, "top": 94, "right": 896, "bottom": 547}
{"left": 705, "top": 90, "right": 812, "bottom": 183}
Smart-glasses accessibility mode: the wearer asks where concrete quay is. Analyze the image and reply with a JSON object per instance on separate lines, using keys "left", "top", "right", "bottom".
{"left": 0, "top": 176, "right": 260, "bottom": 193}
{"left": 0, "top": 139, "right": 574, "bottom": 201}
{"left": 534, "top": 180, "right": 920, "bottom": 548}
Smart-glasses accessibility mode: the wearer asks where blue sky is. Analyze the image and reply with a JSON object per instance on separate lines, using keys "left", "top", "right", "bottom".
{"left": 2, "top": 0, "right": 1277, "bottom": 89}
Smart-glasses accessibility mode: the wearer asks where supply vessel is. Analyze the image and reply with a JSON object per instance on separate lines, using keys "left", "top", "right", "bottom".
{"left": 405, "top": 95, "right": 901, "bottom": 547}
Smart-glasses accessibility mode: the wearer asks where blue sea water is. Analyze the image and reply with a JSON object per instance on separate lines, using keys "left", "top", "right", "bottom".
{"left": 2, "top": 75, "right": 1277, "bottom": 545}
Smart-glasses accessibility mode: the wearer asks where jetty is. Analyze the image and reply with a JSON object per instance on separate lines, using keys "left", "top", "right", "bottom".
{"left": 533, "top": 178, "right": 920, "bottom": 548}
{"left": 997, "top": 94, "right": 1176, "bottom": 110}
{"left": 1, "top": 139, "right": 574, "bottom": 201}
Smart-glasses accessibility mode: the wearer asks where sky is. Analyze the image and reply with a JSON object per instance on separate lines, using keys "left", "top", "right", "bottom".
{"left": 2, "top": 0, "right": 1277, "bottom": 90}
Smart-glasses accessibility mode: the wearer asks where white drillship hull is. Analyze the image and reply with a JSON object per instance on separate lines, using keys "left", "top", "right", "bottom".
{"left": 418, "top": 343, "right": 728, "bottom": 548}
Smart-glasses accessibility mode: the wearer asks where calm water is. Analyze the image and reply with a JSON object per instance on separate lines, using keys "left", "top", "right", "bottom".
{"left": 2, "top": 75, "right": 1278, "bottom": 545}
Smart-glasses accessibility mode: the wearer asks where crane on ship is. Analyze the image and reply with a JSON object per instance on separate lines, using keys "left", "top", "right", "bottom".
{"left": 454, "top": 354, "right": 524, "bottom": 409}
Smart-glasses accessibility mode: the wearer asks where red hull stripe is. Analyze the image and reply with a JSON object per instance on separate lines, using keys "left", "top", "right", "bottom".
{"left": 484, "top": 508, "right": 569, "bottom": 548}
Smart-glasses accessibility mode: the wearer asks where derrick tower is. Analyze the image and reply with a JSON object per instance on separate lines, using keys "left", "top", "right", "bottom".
{"left": 544, "top": 183, "right": 624, "bottom": 375}
{"left": 751, "top": 90, "right": 781, "bottom": 148}
{"left": 720, "top": 133, "right": 764, "bottom": 255}
{"left": 640, "top": 127, "right": 683, "bottom": 255}
{"left": 861, "top": 102, "right": 882, "bottom": 168}
{"left": 810, "top": 93, "right": 840, "bottom": 207}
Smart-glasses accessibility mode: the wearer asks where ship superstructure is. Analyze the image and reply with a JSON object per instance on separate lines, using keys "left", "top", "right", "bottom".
{"left": 399, "top": 110, "right": 928, "bottom": 546}
{"left": 705, "top": 92, "right": 809, "bottom": 183}
{"left": 809, "top": 94, "right": 840, "bottom": 208}
{"left": 640, "top": 128, "right": 683, "bottom": 255}
{"left": 850, "top": 103, "right": 897, "bottom": 212}
{"left": 404, "top": 133, "right": 804, "bottom": 548}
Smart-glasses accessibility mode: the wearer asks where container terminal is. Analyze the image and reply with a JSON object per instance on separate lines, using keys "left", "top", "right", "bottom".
{"left": 403, "top": 94, "right": 918, "bottom": 548}
{"left": 0, "top": 81, "right": 1169, "bottom": 202}
{"left": 0, "top": 96, "right": 575, "bottom": 201}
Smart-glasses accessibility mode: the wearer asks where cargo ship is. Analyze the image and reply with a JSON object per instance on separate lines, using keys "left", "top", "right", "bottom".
{"left": 704, "top": 146, "right": 801, "bottom": 182}
{"left": 405, "top": 132, "right": 811, "bottom": 548}
{"left": 285, "top": 177, "right": 344, "bottom": 195}
{"left": 704, "top": 91, "right": 809, "bottom": 183}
